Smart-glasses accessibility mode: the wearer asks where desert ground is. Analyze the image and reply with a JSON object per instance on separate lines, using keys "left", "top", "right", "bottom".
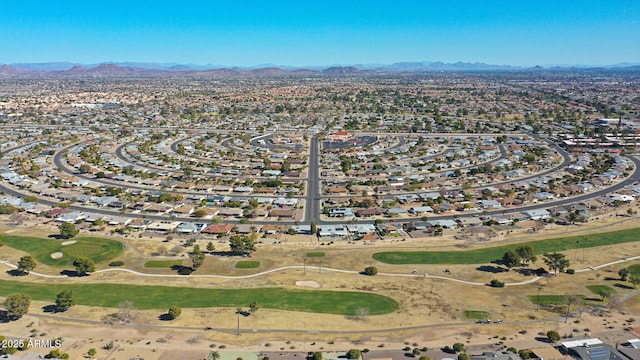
{"left": 0, "top": 211, "right": 639, "bottom": 359}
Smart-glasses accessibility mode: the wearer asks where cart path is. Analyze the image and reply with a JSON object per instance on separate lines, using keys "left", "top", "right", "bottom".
{"left": 2, "top": 255, "right": 639, "bottom": 285}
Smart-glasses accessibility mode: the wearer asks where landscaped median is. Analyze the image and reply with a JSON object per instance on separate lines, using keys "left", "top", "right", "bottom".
{"left": 372, "top": 227, "right": 640, "bottom": 264}
{"left": 0, "top": 280, "right": 398, "bottom": 315}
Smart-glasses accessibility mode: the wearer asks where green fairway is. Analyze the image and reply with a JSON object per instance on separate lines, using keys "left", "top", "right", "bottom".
{"left": 373, "top": 227, "right": 640, "bottom": 264}
{"left": 0, "top": 280, "right": 398, "bottom": 315}
{"left": 629, "top": 263, "right": 640, "bottom": 275}
{"left": 144, "top": 260, "right": 183, "bottom": 268}
{"left": 235, "top": 261, "right": 260, "bottom": 269}
{"left": 464, "top": 310, "right": 489, "bottom": 320}
{"left": 306, "top": 252, "right": 326, "bottom": 258}
{"left": 586, "top": 285, "right": 616, "bottom": 296}
{"left": 526, "top": 294, "right": 585, "bottom": 306}
{"left": 3, "top": 235, "right": 124, "bottom": 267}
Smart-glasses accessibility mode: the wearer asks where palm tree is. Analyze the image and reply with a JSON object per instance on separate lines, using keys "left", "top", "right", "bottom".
{"left": 208, "top": 351, "right": 221, "bottom": 360}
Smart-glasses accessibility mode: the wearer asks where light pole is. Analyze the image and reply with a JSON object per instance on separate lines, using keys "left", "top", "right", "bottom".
{"left": 537, "top": 285, "right": 543, "bottom": 310}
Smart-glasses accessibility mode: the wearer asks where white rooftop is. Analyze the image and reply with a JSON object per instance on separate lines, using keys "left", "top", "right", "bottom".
{"left": 561, "top": 338, "right": 604, "bottom": 348}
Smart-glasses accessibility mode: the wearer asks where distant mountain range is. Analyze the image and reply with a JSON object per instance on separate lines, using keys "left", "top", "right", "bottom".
{"left": 1, "top": 61, "right": 639, "bottom": 77}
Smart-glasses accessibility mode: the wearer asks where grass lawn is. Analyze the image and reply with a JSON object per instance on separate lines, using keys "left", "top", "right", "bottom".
{"left": 235, "top": 261, "right": 260, "bottom": 269}
{"left": 144, "top": 260, "right": 183, "bottom": 268}
{"left": 628, "top": 263, "right": 640, "bottom": 275}
{"left": 306, "top": 252, "right": 326, "bottom": 258}
{"left": 464, "top": 310, "right": 489, "bottom": 320}
{"left": 3, "top": 235, "right": 124, "bottom": 267}
{"left": 0, "top": 279, "right": 398, "bottom": 315}
{"left": 526, "top": 294, "right": 585, "bottom": 306}
{"left": 373, "top": 227, "right": 640, "bottom": 264}
{"left": 586, "top": 285, "right": 616, "bottom": 296}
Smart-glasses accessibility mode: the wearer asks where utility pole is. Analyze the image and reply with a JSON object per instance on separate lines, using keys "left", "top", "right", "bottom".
{"left": 236, "top": 308, "right": 241, "bottom": 336}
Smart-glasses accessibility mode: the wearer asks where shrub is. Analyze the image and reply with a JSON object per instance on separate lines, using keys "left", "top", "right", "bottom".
{"left": 566, "top": 269, "right": 575, "bottom": 274}
{"left": 363, "top": 266, "right": 378, "bottom": 276}
{"left": 490, "top": 279, "right": 505, "bottom": 288}
{"left": 518, "top": 350, "right": 534, "bottom": 359}
{"left": 109, "top": 261, "right": 125, "bottom": 267}
{"left": 346, "top": 349, "right": 361, "bottom": 359}
{"left": 547, "top": 330, "right": 561, "bottom": 342}
{"left": 453, "top": 343, "right": 466, "bottom": 352}
{"left": 167, "top": 305, "right": 181, "bottom": 320}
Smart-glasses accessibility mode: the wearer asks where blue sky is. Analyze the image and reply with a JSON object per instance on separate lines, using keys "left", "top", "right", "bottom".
{"left": 1, "top": 1, "right": 639, "bottom": 66}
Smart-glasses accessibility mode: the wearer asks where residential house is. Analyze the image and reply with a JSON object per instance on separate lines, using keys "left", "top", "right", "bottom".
{"left": 522, "top": 209, "right": 551, "bottom": 220}
{"left": 176, "top": 222, "right": 200, "bottom": 234}
{"left": 328, "top": 208, "right": 355, "bottom": 218}
{"left": 355, "top": 208, "right": 382, "bottom": 218}
{"left": 202, "top": 223, "right": 235, "bottom": 235}
{"left": 318, "top": 225, "right": 349, "bottom": 237}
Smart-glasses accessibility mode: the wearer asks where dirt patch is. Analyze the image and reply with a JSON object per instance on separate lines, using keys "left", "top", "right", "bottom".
{"left": 50, "top": 252, "right": 63, "bottom": 259}
{"left": 61, "top": 240, "right": 77, "bottom": 246}
{"left": 295, "top": 280, "right": 320, "bottom": 288}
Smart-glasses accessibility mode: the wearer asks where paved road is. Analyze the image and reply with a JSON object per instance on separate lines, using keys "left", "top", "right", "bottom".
{"left": 304, "top": 134, "right": 321, "bottom": 223}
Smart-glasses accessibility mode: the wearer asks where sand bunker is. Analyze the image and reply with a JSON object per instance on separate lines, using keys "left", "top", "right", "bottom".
{"left": 51, "top": 252, "right": 63, "bottom": 259}
{"left": 295, "top": 280, "right": 320, "bottom": 288}
{"left": 61, "top": 240, "right": 77, "bottom": 246}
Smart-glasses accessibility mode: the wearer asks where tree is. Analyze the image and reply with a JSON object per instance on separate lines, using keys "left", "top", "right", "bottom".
{"left": 73, "top": 256, "right": 96, "bottom": 275}
{"left": 346, "top": 349, "right": 362, "bottom": 359}
{"left": 4, "top": 293, "right": 31, "bottom": 319}
{"left": 55, "top": 289, "right": 76, "bottom": 312}
{"left": 458, "top": 354, "right": 470, "bottom": 360}
{"left": 311, "top": 352, "right": 323, "bottom": 360}
{"left": 543, "top": 252, "right": 570, "bottom": 275}
{"left": 501, "top": 250, "right": 520, "bottom": 269}
{"left": 87, "top": 348, "right": 97, "bottom": 358}
{"left": 79, "top": 164, "right": 92, "bottom": 173}
{"left": 229, "top": 235, "right": 256, "bottom": 256}
{"left": 453, "top": 343, "right": 466, "bottom": 352}
{"left": 189, "top": 244, "right": 205, "bottom": 270}
{"left": 208, "top": 351, "right": 222, "bottom": 360}
{"left": 17, "top": 255, "right": 36, "bottom": 274}
{"left": 193, "top": 209, "right": 207, "bottom": 218}
{"left": 597, "top": 287, "right": 614, "bottom": 301}
{"left": 310, "top": 222, "right": 317, "bottom": 235}
{"left": 630, "top": 274, "right": 640, "bottom": 289}
{"left": 59, "top": 222, "right": 79, "bottom": 239}
{"left": 249, "top": 300, "right": 259, "bottom": 313}
{"left": 168, "top": 305, "right": 182, "bottom": 320}
{"left": 618, "top": 268, "right": 629, "bottom": 281}
{"left": 363, "top": 266, "right": 378, "bottom": 276}
{"left": 47, "top": 349, "right": 70, "bottom": 359}
{"left": 546, "top": 330, "right": 561, "bottom": 342}
{"left": 206, "top": 241, "right": 215, "bottom": 253}
{"left": 515, "top": 245, "right": 537, "bottom": 266}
